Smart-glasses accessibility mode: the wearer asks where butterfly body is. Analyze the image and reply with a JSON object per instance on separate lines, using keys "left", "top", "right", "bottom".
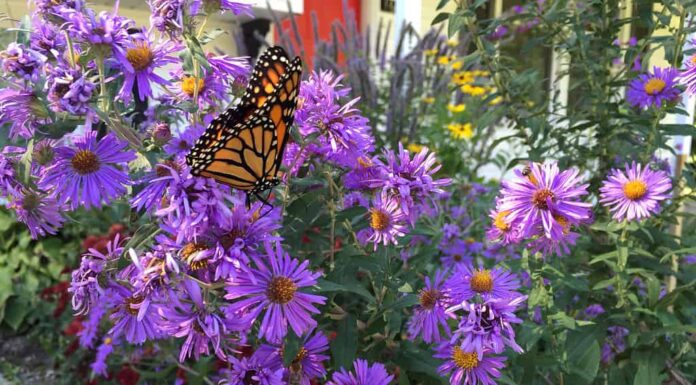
{"left": 186, "top": 46, "right": 302, "bottom": 199}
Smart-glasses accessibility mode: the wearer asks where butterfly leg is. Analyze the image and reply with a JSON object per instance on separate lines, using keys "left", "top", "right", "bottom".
{"left": 254, "top": 191, "right": 275, "bottom": 218}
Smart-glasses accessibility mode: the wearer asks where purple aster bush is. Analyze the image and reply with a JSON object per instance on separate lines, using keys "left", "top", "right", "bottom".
{"left": 219, "top": 354, "right": 284, "bottom": 385}
{"left": 601, "top": 326, "right": 629, "bottom": 364}
{"left": 599, "top": 162, "right": 672, "bottom": 221}
{"left": 66, "top": 7, "right": 134, "bottom": 63}
{"left": 224, "top": 240, "right": 326, "bottom": 343}
{"left": 39, "top": 131, "right": 136, "bottom": 210}
{"left": 327, "top": 359, "right": 394, "bottom": 385}
{"left": 407, "top": 270, "right": 455, "bottom": 343}
{"left": 626, "top": 66, "right": 680, "bottom": 109}
{"left": 108, "top": 283, "right": 161, "bottom": 344}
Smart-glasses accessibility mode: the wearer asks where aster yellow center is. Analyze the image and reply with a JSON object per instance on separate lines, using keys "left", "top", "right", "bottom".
{"left": 494, "top": 210, "right": 510, "bottom": 232}
{"left": 418, "top": 289, "right": 441, "bottom": 310}
{"left": 180, "top": 242, "right": 208, "bottom": 270}
{"left": 181, "top": 76, "right": 205, "bottom": 96}
{"left": 71, "top": 149, "right": 100, "bottom": 175}
{"left": 452, "top": 346, "right": 479, "bottom": 370}
{"left": 643, "top": 78, "right": 666, "bottom": 95}
{"left": 126, "top": 44, "right": 154, "bottom": 71}
{"left": 532, "top": 188, "right": 554, "bottom": 210}
{"left": 623, "top": 179, "right": 648, "bottom": 200}
{"left": 470, "top": 269, "right": 493, "bottom": 293}
{"left": 267, "top": 276, "right": 297, "bottom": 304}
{"left": 357, "top": 156, "right": 372, "bottom": 168}
{"left": 370, "top": 208, "right": 390, "bottom": 231}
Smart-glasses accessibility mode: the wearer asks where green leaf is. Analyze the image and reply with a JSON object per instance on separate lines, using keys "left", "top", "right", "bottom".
{"left": 331, "top": 315, "right": 357, "bottom": 369}
{"left": 315, "top": 279, "right": 375, "bottom": 303}
{"left": 566, "top": 328, "right": 601, "bottom": 384}
{"left": 447, "top": 13, "right": 465, "bottom": 38}
{"left": 0, "top": 268, "right": 14, "bottom": 321}
{"left": 432, "top": 12, "right": 451, "bottom": 25}
{"left": 632, "top": 351, "right": 666, "bottom": 385}
{"left": 661, "top": 124, "right": 695, "bottom": 135}
{"left": 436, "top": 0, "right": 450, "bottom": 10}
{"left": 3, "top": 297, "right": 29, "bottom": 330}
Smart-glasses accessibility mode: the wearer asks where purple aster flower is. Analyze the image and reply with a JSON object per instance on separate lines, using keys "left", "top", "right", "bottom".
{"left": 343, "top": 191, "right": 369, "bottom": 209}
{"left": 599, "top": 162, "right": 672, "bottom": 221}
{"left": 206, "top": 53, "right": 251, "bottom": 81}
{"left": 131, "top": 159, "right": 187, "bottom": 212}
{"left": 33, "top": 0, "right": 83, "bottom": 19}
{"left": 583, "top": 304, "right": 605, "bottom": 319}
{"left": 684, "top": 255, "right": 696, "bottom": 264}
{"left": 377, "top": 143, "right": 451, "bottom": 222}
{"left": 108, "top": 284, "right": 160, "bottom": 344}
{"left": 446, "top": 264, "right": 520, "bottom": 303}
{"left": 255, "top": 331, "right": 330, "bottom": 385}
{"left": 190, "top": 0, "right": 254, "bottom": 15}
{"left": 327, "top": 359, "right": 394, "bottom": 385}
{"left": 117, "top": 32, "right": 181, "bottom": 103}
{"left": 435, "top": 342, "right": 506, "bottom": 385}
{"left": 39, "top": 131, "right": 136, "bottom": 210}
{"left": 149, "top": 0, "right": 185, "bottom": 38}
{"left": 527, "top": 228, "right": 580, "bottom": 257}
{"left": 486, "top": 25, "right": 508, "bottom": 41}
{"left": 448, "top": 296, "right": 526, "bottom": 357}
{"left": 497, "top": 162, "right": 592, "bottom": 241}
{"left": 165, "top": 67, "right": 230, "bottom": 108}
{"left": 91, "top": 336, "right": 114, "bottom": 377}
{"left": 158, "top": 279, "right": 228, "bottom": 361}
{"left": 440, "top": 240, "right": 475, "bottom": 268}
{"left": 627, "top": 66, "right": 680, "bottom": 109}
{"left": 361, "top": 190, "right": 408, "bottom": 250}
{"left": 224, "top": 240, "right": 326, "bottom": 343}
{"left": 0, "top": 42, "right": 46, "bottom": 82}
{"left": 209, "top": 196, "right": 281, "bottom": 279}
{"left": 0, "top": 87, "right": 50, "bottom": 139}
{"left": 407, "top": 270, "right": 455, "bottom": 343}
{"left": 295, "top": 71, "right": 375, "bottom": 167}
{"left": 9, "top": 189, "right": 65, "bottom": 239}
{"left": 69, "top": 234, "right": 124, "bottom": 315}
{"left": 66, "top": 7, "right": 134, "bottom": 64}
{"left": 601, "top": 326, "right": 629, "bottom": 364}
{"left": 164, "top": 124, "right": 205, "bottom": 157}
{"left": 46, "top": 64, "right": 96, "bottom": 115}
{"left": 342, "top": 156, "right": 386, "bottom": 190}
{"left": 219, "top": 354, "right": 284, "bottom": 385}
{"left": 30, "top": 20, "right": 66, "bottom": 58}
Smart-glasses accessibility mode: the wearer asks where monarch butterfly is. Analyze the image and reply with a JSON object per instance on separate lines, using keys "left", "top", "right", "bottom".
{"left": 186, "top": 46, "right": 302, "bottom": 205}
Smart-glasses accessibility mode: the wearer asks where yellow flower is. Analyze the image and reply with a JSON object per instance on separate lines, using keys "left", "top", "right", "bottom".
{"left": 422, "top": 96, "right": 435, "bottom": 104}
{"left": 451, "top": 61, "right": 463, "bottom": 70}
{"left": 488, "top": 96, "right": 503, "bottom": 106}
{"left": 447, "top": 123, "right": 474, "bottom": 140}
{"left": 437, "top": 55, "right": 454, "bottom": 65}
{"left": 447, "top": 103, "right": 466, "bottom": 113}
{"left": 447, "top": 39, "right": 458, "bottom": 47}
{"left": 451, "top": 71, "right": 474, "bottom": 85}
{"left": 461, "top": 84, "right": 486, "bottom": 97}
{"left": 425, "top": 48, "right": 439, "bottom": 56}
{"left": 407, "top": 143, "right": 424, "bottom": 153}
